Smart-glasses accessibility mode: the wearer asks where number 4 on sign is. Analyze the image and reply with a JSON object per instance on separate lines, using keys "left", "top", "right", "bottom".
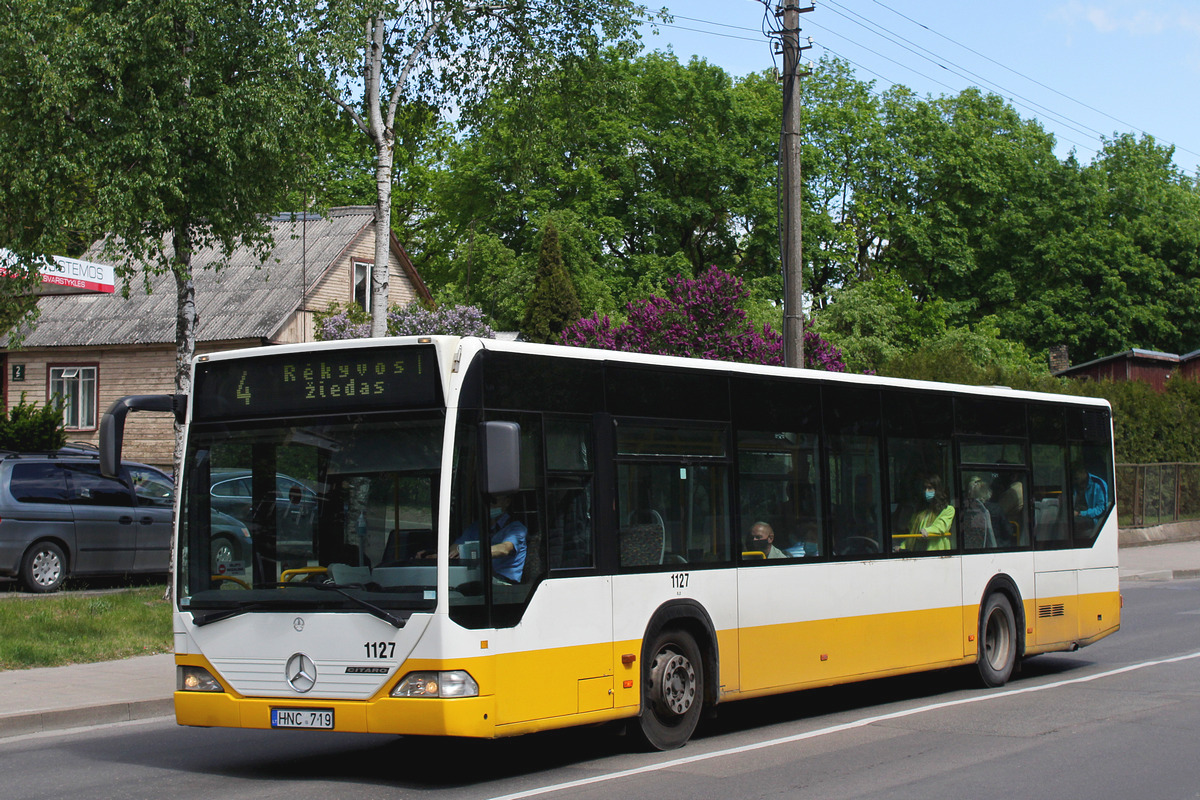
{"left": 236, "top": 370, "right": 252, "bottom": 405}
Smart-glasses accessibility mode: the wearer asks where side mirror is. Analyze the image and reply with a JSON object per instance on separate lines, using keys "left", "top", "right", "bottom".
{"left": 99, "top": 394, "right": 185, "bottom": 477}
{"left": 480, "top": 421, "right": 520, "bottom": 496}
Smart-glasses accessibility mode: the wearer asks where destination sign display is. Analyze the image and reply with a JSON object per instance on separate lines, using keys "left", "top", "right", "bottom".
{"left": 192, "top": 345, "right": 440, "bottom": 421}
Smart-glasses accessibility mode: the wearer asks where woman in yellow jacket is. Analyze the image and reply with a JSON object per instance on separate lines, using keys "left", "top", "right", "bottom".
{"left": 901, "top": 474, "right": 955, "bottom": 551}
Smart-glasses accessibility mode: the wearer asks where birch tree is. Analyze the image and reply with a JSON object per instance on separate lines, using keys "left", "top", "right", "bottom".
{"left": 1, "top": 0, "right": 317, "bottom": 460}
{"left": 299, "top": 0, "right": 647, "bottom": 336}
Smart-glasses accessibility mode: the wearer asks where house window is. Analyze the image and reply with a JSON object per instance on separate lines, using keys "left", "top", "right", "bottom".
{"left": 49, "top": 366, "right": 97, "bottom": 430}
{"left": 353, "top": 261, "right": 372, "bottom": 312}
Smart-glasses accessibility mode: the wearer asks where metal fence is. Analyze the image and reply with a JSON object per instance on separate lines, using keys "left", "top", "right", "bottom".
{"left": 1117, "top": 463, "right": 1200, "bottom": 528}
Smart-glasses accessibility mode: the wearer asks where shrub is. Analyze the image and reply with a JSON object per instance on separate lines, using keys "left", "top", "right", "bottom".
{"left": 0, "top": 395, "right": 66, "bottom": 452}
{"left": 314, "top": 301, "right": 495, "bottom": 341}
{"left": 560, "top": 266, "right": 847, "bottom": 371}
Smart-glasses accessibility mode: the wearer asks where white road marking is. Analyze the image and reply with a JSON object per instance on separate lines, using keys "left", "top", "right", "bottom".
{"left": 489, "top": 649, "right": 1200, "bottom": 800}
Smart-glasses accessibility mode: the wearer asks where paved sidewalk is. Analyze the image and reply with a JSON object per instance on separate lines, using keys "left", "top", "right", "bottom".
{"left": 2, "top": 540, "right": 1199, "bottom": 741}
{"left": 0, "top": 653, "right": 174, "bottom": 739}
{"left": 1116, "top": 540, "right": 1200, "bottom": 582}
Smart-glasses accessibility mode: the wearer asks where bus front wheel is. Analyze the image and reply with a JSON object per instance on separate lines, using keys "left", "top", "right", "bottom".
{"left": 637, "top": 628, "right": 704, "bottom": 750}
{"left": 977, "top": 592, "right": 1017, "bottom": 687}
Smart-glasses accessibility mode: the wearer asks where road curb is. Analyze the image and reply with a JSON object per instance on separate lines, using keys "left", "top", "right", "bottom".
{"left": 1121, "top": 570, "right": 1175, "bottom": 582}
{"left": 0, "top": 697, "right": 173, "bottom": 740}
{"left": 1121, "top": 569, "right": 1200, "bottom": 582}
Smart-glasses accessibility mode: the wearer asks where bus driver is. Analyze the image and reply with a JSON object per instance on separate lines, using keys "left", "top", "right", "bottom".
{"left": 422, "top": 495, "right": 527, "bottom": 583}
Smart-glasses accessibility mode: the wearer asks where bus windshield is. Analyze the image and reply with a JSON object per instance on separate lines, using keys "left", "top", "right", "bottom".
{"left": 178, "top": 412, "right": 459, "bottom": 619}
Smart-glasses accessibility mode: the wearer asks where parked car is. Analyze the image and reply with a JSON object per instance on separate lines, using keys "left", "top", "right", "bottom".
{"left": 0, "top": 449, "right": 249, "bottom": 592}
{"left": 209, "top": 468, "right": 317, "bottom": 522}
{"left": 209, "top": 468, "right": 318, "bottom": 558}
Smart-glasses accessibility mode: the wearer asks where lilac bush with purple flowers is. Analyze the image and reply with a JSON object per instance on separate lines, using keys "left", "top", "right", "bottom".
{"left": 315, "top": 301, "right": 495, "bottom": 341}
{"left": 560, "top": 267, "right": 847, "bottom": 371}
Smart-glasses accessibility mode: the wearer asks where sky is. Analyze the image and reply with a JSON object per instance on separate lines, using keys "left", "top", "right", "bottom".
{"left": 638, "top": 0, "right": 1200, "bottom": 174}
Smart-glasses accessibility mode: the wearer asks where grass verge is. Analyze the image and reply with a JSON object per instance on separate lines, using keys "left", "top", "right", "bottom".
{"left": 0, "top": 587, "right": 172, "bottom": 671}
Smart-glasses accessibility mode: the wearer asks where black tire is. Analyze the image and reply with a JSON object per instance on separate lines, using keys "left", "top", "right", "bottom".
{"left": 636, "top": 628, "right": 704, "bottom": 750}
{"left": 21, "top": 541, "right": 66, "bottom": 593}
{"left": 978, "top": 592, "right": 1017, "bottom": 687}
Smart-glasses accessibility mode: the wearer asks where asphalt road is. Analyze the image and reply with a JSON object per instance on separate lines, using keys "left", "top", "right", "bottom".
{"left": 3, "top": 579, "right": 1199, "bottom": 800}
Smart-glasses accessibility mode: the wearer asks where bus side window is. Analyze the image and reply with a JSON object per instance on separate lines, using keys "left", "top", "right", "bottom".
{"left": 736, "top": 431, "right": 821, "bottom": 560}
{"left": 1067, "top": 407, "right": 1114, "bottom": 548}
{"left": 548, "top": 479, "right": 592, "bottom": 569}
{"left": 546, "top": 417, "right": 594, "bottom": 570}
{"left": 886, "top": 391, "right": 954, "bottom": 555}
{"left": 614, "top": 424, "right": 731, "bottom": 567}
{"left": 1031, "top": 409, "right": 1070, "bottom": 548}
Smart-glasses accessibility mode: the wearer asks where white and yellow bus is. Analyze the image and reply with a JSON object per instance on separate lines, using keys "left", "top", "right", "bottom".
{"left": 101, "top": 336, "right": 1119, "bottom": 750}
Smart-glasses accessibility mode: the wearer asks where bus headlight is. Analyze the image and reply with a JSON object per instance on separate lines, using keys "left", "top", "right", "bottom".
{"left": 178, "top": 665, "right": 224, "bottom": 692}
{"left": 391, "top": 670, "right": 478, "bottom": 698}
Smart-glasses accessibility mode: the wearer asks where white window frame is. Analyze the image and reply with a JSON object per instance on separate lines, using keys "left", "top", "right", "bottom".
{"left": 49, "top": 365, "right": 98, "bottom": 430}
{"left": 353, "top": 260, "right": 372, "bottom": 313}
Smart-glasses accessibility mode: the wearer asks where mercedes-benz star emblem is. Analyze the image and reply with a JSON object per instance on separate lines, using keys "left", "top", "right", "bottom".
{"left": 293, "top": 617, "right": 305, "bottom": 632}
{"left": 285, "top": 653, "right": 317, "bottom": 693}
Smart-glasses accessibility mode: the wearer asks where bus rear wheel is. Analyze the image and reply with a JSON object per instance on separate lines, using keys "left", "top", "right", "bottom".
{"left": 977, "top": 592, "right": 1017, "bottom": 687}
{"left": 636, "top": 628, "right": 703, "bottom": 750}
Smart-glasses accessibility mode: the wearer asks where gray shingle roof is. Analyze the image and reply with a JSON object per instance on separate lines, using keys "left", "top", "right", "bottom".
{"left": 10, "top": 208, "right": 374, "bottom": 348}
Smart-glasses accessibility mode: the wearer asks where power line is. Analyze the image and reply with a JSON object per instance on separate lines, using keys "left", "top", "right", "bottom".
{"left": 655, "top": 7, "right": 1103, "bottom": 152}
{"left": 818, "top": 0, "right": 1107, "bottom": 146}
{"left": 647, "top": 3, "right": 1195, "bottom": 169}
{"left": 652, "top": 21, "right": 764, "bottom": 45}
{"left": 862, "top": 0, "right": 1177, "bottom": 151}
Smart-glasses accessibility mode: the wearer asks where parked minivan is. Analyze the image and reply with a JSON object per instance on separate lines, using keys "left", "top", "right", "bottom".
{"left": 0, "top": 447, "right": 249, "bottom": 592}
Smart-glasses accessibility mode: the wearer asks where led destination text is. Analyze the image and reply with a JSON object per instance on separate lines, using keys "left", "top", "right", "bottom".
{"left": 193, "top": 346, "right": 439, "bottom": 420}
{"left": 240, "top": 358, "right": 415, "bottom": 403}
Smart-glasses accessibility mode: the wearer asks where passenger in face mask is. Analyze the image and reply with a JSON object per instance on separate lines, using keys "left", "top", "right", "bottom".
{"left": 898, "top": 475, "right": 955, "bottom": 552}
{"left": 748, "top": 521, "right": 788, "bottom": 559}
{"left": 421, "top": 495, "right": 528, "bottom": 583}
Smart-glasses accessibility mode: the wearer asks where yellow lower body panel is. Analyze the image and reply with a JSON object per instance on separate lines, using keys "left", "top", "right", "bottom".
{"left": 175, "top": 690, "right": 502, "bottom": 737}
{"left": 174, "top": 653, "right": 636, "bottom": 739}
{"left": 175, "top": 589, "right": 1122, "bottom": 738}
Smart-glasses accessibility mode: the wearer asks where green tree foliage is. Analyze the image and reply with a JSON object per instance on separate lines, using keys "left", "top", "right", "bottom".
{"left": 522, "top": 221, "right": 582, "bottom": 343}
{"left": 0, "top": 1, "right": 318, "bottom": 397}
{"left": 1076, "top": 378, "right": 1200, "bottom": 464}
{"left": 995, "top": 134, "right": 1200, "bottom": 361}
{"left": 295, "top": 0, "right": 643, "bottom": 336}
{"left": 0, "top": 2, "right": 100, "bottom": 335}
{"left": 420, "top": 49, "right": 781, "bottom": 313}
{"left": 799, "top": 58, "right": 899, "bottom": 305}
{"left": 793, "top": 59, "right": 1200, "bottom": 366}
{"left": 880, "top": 318, "right": 1056, "bottom": 391}
{"left": 812, "top": 274, "right": 948, "bottom": 373}
{"left": 0, "top": 395, "right": 66, "bottom": 452}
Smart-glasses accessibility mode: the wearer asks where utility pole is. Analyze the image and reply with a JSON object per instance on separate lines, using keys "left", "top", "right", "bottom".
{"left": 777, "top": 2, "right": 813, "bottom": 368}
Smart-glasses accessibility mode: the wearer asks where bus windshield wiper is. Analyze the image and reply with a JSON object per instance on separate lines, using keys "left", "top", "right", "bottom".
{"left": 268, "top": 581, "right": 408, "bottom": 628}
{"left": 191, "top": 602, "right": 274, "bottom": 627}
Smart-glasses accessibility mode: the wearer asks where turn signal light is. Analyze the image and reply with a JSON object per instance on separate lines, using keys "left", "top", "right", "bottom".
{"left": 391, "top": 670, "right": 479, "bottom": 698}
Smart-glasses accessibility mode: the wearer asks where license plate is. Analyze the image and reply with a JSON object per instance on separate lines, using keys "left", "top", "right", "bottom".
{"left": 271, "top": 708, "right": 334, "bottom": 729}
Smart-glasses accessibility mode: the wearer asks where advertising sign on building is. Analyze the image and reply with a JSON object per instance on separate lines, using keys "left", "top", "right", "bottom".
{"left": 0, "top": 248, "right": 116, "bottom": 294}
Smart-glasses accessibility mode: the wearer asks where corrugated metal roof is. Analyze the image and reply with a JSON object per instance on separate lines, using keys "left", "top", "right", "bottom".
{"left": 8, "top": 208, "right": 374, "bottom": 348}
{"left": 1059, "top": 347, "right": 1181, "bottom": 375}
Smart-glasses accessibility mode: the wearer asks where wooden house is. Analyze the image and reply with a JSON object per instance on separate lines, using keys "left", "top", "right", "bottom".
{"left": 0, "top": 207, "right": 431, "bottom": 468}
{"left": 1052, "top": 348, "right": 1180, "bottom": 392}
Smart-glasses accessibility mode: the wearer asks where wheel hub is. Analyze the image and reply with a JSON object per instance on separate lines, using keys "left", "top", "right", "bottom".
{"left": 32, "top": 551, "right": 62, "bottom": 587}
{"left": 985, "top": 611, "right": 1011, "bottom": 668}
{"left": 658, "top": 650, "right": 696, "bottom": 715}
